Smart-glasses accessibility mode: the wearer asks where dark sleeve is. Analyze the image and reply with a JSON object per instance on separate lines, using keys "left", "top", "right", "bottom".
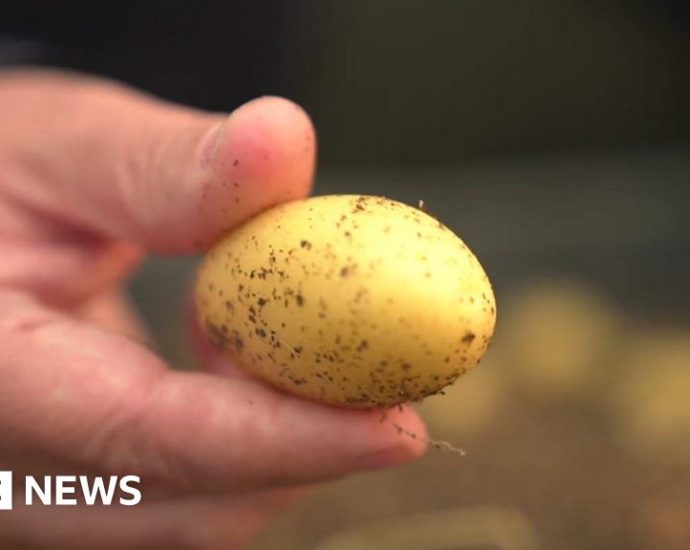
{"left": 0, "top": 39, "right": 55, "bottom": 67}
{"left": 0, "top": 3, "right": 291, "bottom": 110}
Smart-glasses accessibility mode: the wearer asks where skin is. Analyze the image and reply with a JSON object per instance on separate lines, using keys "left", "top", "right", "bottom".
{"left": 196, "top": 195, "right": 496, "bottom": 407}
{"left": 0, "top": 70, "right": 427, "bottom": 549}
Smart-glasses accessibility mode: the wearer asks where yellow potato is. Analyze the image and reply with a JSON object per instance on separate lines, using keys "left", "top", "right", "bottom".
{"left": 502, "top": 280, "right": 623, "bottom": 397}
{"left": 608, "top": 329, "right": 690, "bottom": 464}
{"left": 195, "top": 195, "right": 496, "bottom": 407}
{"left": 417, "top": 353, "right": 507, "bottom": 438}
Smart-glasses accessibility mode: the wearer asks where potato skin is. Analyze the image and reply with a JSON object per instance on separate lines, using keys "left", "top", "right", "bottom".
{"left": 195, "top": 195, "right": 496, "bottom": 408}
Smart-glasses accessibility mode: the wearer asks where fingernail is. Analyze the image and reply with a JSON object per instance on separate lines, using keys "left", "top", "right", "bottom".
{"left": 200, "top": 119, "right": 228, "bottom": 169}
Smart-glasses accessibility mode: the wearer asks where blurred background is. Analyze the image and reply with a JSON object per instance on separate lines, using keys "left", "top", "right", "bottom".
{"left": 3, "top": 1, "right": 690, "bottom": 548}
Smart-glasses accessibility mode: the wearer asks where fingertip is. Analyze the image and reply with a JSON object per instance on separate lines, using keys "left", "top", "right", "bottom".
{"left": 182, "top": 96, "right": 316, "bottom": 252}
{"left": 361, "top": 405, "right": 429, "bottom": 469}
{"left": 213, "top": 95, "right": 315, "bottom": 197}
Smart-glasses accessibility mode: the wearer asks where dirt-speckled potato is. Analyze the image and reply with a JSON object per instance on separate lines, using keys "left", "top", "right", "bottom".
{"left": 195, "top": 195, "right": 496, "bottom": 408}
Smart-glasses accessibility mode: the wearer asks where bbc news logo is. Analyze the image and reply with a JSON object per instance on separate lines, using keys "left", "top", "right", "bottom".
{"left": 0, "top": 472, "right": 141, "bottom": 510}
{"left": 0, "top": 472, "right": 11, "bottom": 510}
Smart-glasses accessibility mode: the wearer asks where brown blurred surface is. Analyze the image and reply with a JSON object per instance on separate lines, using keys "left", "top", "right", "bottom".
{"left": 131, "top": 149, "right": 690, "bottom": 549}
{"left": 248, "top": 282, "right": 690, "bottom": 550}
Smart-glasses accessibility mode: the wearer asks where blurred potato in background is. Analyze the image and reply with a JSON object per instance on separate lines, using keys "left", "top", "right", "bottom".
{"left": 417, "top": 352, "right": 508, "bottom": 439}
{"left": 501, "top": 280, "right": 624, "bottom": 399}
{"left": 608, "top": 329, "right": 690, "bottom": 465}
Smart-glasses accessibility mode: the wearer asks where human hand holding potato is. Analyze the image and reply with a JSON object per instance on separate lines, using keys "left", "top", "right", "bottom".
{"left": 0, "top": 70, "right": 426, "bottom": 549}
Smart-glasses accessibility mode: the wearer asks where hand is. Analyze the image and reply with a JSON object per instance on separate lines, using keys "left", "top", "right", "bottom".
{"left": 0, "top": 70, "right": 426, "bottom": 549}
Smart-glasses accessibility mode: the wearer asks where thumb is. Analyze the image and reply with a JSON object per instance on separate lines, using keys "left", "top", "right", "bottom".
{"left": 0, "top": 69, "right": 315, "bottom": 252}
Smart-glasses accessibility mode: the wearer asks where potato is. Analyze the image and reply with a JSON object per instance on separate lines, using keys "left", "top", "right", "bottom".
{"left": 608, "top": 329, "right": 690, "bottom": 464}
{"left": 195, "top": 195, "right": 496, "bottom": 407}
{"left": 502, "top": 280, "right": 623, "bottom": 398}
{"left": 417, "top": 353, "right": 507, "bottom": 438}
